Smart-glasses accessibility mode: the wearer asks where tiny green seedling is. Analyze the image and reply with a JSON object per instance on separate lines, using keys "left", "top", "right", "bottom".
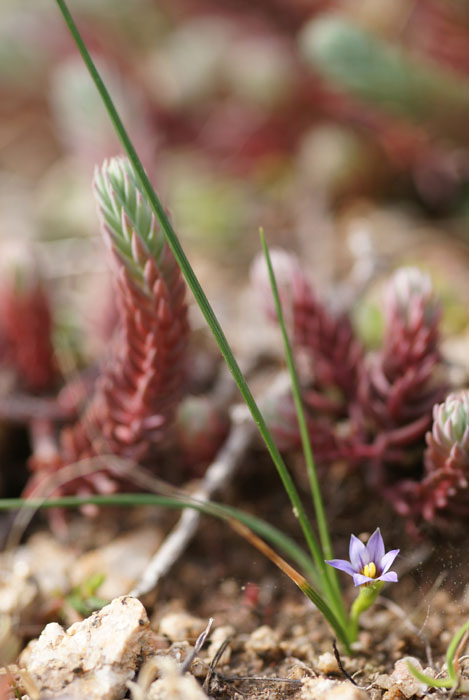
{"left": 407, "top": 619, "right": 469, "bottom": 693}
{"left": 66, "top": 572, "right": 108, "bottom": 617}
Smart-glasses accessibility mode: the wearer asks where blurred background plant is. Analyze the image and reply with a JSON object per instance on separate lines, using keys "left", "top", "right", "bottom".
{"left": 2, "top": 0, "right": 469, "bottom": 531}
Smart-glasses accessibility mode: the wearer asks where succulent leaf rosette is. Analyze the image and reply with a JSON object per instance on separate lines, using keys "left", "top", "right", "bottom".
{"left": 251, "top": 248, "right": 363, "bottom": 466}
{"left": 252, "top": 257, "right": 448, "bottom": 503}
{"left": 251, "top": 249, "right": 363, "bottom": 406}
{"left": 367, "top": 266, "right": 443, "bottom": 423}
{"left": 420, "top": 391, "right": 469, "bottom": 519}
{"left": 357, "top": 266, "right": 446, "bottom": 478}
{"left": 61, "top": 157, "right": 189, "bottom": 464}
{"left": 0, "top": 245, "right": 57, "bottom": 394}
{"left": 383, "top": 266, "right": 440, "bottom": 367}
{"left": 429, "top": 390, "right": 469, "bottom": 460}
{"left": 26, "top": 157, "right": 189, "bottom": 500}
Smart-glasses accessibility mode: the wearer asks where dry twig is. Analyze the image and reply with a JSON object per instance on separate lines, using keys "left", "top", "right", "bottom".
{"left": 181, "top": 618, "right": 214, "bottom": 674}
{"left": 130, "top": 405, "right": 256, "bottom": 597}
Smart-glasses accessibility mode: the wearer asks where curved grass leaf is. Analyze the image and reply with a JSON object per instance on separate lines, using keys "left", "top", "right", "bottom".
{"left": 54, "top": 0, "right": 324, "bottom": 590}
{"left": 0, "top": 491, "right": 349, "bottom": 647}
{"left": 259, "top": 230, "right": 346, "bottom": 626}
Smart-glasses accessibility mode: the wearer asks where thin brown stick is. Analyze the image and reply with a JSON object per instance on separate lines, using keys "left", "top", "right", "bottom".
{"left": 220, "top": 675, "right": 302, "bottom": 686}
{"left": 203, "top": 637, "right": 233, "bottom": 693}
{"left": 332, "top": 639, "right": 357, "bottom": 685}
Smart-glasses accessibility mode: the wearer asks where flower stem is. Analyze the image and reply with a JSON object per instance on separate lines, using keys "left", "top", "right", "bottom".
{"left": 349, "top": 582, "right": 383, "bottom": 642}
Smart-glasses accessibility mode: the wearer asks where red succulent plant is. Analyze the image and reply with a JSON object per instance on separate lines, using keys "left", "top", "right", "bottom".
{"left": 252, "top": 249, "right": 363, "bottom": 415}
{"left": 26, "top": 157, "right": 189, "bottom": 499}
{"left": 0, "top": 269, "right": 57, "bottom": 395}
{"left": 420, "top": 391, "right": 469, "bottom": 520}
{"left": 252, "top": 253, "right": 450, "bottom": 519}
{"left": 357, "top": 267, "right": 447, "bottom": 474}
{"left": 251, "top": 249, "right": 363, "bottom": 465}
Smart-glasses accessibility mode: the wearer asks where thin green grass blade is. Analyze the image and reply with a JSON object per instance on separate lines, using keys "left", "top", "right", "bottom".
{"left": 446, "top": 619, "right": 469, "bottom": 685}
{"left": 407, "top": 619, "right": 469, "bottom": 692}
{"left": 406, "top": 662, "right": 454, "bottom": 689}
{"left": 0, "top": 494, "right": 316, "bottom": 582}
{"left": 299, "top": 580, "right": 349, "bottom": 649}
{"left": 54, "top": 0, "right": 322, "bottom": 574}
{"left": 2, "top": 493, "right": 350, "bottom": 646}
{"left": 259, "top": 230, "right": 346, "bottom": 627}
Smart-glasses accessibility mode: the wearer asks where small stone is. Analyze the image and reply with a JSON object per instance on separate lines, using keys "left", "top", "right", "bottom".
{"left": 190, "top": 657, "right": 209, "bottom": 679}
{"left": 280, "top": 634, "right": 314, "bottom": 661}
{"left": 12, "top": 533, "right": 76, "bottom": 599}
{"left": 316, "top": 651, "right": 340, "bottom": 675}
{"left": 374, "top": 673, "right": 391, "bottom": 690}
{"left": 146, "top": 658, "right": 207, "bottom": 699}
{"left": 288, "top": 664, "right": 312, "bottom": 681}
{"left": 166, "top": 641, "right": 193, "bottom": 665}
{"left": 384, "top": 657, "right": 433, "bottom": 699}
{"left": 367, "top": 690, "right": 382, "bottom": 700}
{"left": 0, "top": 569, "right": 37, "bottom": 617}
{"left": 158, "top": 612, "right": 207, "bottom": 643}
{"left": 301, "top": 677, "right": 370, "bottom": 699}
{"left": 206, "top": 625, "right": 234, "bottom": 666}
{"left": 0, "top": 536, "right": 75, "bottom": 623}
{"left": 245, "top": 625, "right": 280, "bottom": 657}
{"left": 149, "top": 640, "right": 208, "bottom": 678}
{"left": 383, "top": 688, "right": 406, "bottom": 700}
{"left": 19, "top": 596, "right": 154, "bottom": 700}
{"left": 146, "top": 675, "right": 208, "bottom": 700}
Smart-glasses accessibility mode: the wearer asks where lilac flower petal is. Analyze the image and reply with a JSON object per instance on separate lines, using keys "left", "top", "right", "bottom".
{"left": 327, "top": 528, "right": 398, "bottom": 589}
{"left": 326, "top": 558, "right": 356, "bottom": 576}
{"left": 366, "top": 528, "right": 385, "bottom": 564}
{"left": 379, "top": 571, "right": 398, "bottom": 583}
{"left": 380, "top": 549, "right": 400, "bottom": 574}
{"left": 349, "top": 534, "right": 367, "bottom": 571}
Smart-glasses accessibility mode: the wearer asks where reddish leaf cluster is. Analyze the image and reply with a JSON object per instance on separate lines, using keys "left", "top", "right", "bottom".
{"left": 25, "top": 158, "right": 190, "bottom": 500}
{"left": 252, "top": 250, "right": 363, "bottom": 414}
{"left": 60, "top": 246, "right": 188, "bottom": 465}
{"left": 252, "top": 251, "right": 450, "bottom": 521}
{"left": 357, "top": 268, "right": 447, "bottom": 473}
{"left": 0, "top": 278, "right": 57, "bottom": 395}
{"left": 393, "top": 392, "right": 469, "bottom": 526}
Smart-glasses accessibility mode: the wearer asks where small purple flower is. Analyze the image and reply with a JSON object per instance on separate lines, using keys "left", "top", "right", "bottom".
{"left": 326, "top": 528, "right": 399, "bottom": 587}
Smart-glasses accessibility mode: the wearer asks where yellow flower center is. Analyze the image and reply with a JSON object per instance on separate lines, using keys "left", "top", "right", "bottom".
{"left": 362, "top": 562, "right": 377, "bottom": 579}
